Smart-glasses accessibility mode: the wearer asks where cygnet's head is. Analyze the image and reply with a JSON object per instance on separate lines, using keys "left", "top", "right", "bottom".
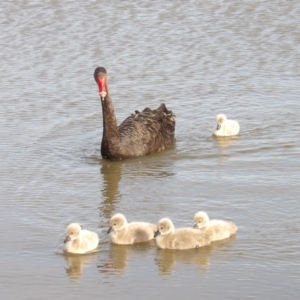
{"left": 154, "top": 218, "right": 175, "bottom": 237}
{"left": 216, "top": 114, "right": 227, "bottom": 130}
{"left": 107, "top": 213, "right": 127, "bottom": 234}
{"left": 193, "top": 211, "right": 209, "bottom": 229}
{"left": 64, "top": 223, "right": 82, "bottom": 243}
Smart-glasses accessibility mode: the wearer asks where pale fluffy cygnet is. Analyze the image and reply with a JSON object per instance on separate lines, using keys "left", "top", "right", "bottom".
{"left": 213, "top": 114, "right": 240, "bottom": 136}
{"left": 193, "top": 211, "right": 237, "bottom": 242}
{"left": 154, "top": 218, "right": 211, "bottom": 250}
{"left": 63, "top": 223, "right": 99, "bottom": 254}
{"left": 107, "top": 213, "right": 157, "bottom": 245}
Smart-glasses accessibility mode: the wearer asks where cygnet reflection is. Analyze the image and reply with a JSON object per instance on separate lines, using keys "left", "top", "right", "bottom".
{"left": 64, "top": 252, "right": 98, "bottom": 281}
{"left": 99, "top": 241, "right": 155, "bottom": 275}
{"left": 156, "top": 235, "right": 236, "bottom": 275}
{"left": 214, "top": 136, "right": 239, "bottom": 148}
{"left": 213, "top": 134, "right": 240, "bottom": 165}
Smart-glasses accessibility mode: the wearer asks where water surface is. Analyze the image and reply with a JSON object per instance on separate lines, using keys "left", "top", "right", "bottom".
{"left": 1, "top": 0, "right": 300, "bottom": 299}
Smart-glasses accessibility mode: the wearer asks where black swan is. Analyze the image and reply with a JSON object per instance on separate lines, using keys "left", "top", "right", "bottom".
{"left": 94, "top": 67, "right": 176, "bottom": 160}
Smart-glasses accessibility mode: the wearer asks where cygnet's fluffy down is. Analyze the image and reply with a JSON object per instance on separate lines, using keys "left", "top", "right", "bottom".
{"left": 213, "top": 114, "right": 240, "bottom": 136}
{"left": 107, "top": 213, "right": 157, "bottom": 245}
{"left": 63, "top": 223, "right": 99, "bottom": 254}
{"left": 193, "top": 211, "right": 237, "bottom": 242}
{"left": 154, "top": 218, "right": 211, "bottom": 250}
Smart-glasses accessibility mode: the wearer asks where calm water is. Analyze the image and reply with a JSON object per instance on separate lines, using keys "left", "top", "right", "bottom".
{"left": 1, "top": 0, "right": 300, "bottom": 299}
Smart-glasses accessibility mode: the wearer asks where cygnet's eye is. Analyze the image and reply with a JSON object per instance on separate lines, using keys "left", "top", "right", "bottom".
{"left": 114, "top": 223, "right": 116, "bottom": 226}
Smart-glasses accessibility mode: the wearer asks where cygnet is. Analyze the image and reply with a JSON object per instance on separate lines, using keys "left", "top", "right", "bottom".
{"left": 193, "top": 211, "right": 237, "bottom": 242}
{"left": 107, "top": 213, "right": 157, "bottom": 245}
{"left": 154, "top": 218, "right": 211, "bottom": 250}
{"left": 63, "top": 223, "right": 99, "bottom": 254}
{"left": 213, "top": 114, "right": 240, "bottom": 136}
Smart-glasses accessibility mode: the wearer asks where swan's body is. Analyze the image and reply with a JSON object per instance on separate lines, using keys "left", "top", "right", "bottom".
{"left": 94, "top": 67, "right": 175, "bottom": 160}
{"left": 108, "top": 213, "right": 156, "bottom": 245}
{"left": 154, "top": 218, "right": 211, "bottom": 250}
{"left": 193, "top": 211, "right": 237, "bottom": 241}
{"left": 213, "top": 114, "right": 240, "bottom": 137}
{"left": 63, "top": 223, "right": 99, "bottom": 254}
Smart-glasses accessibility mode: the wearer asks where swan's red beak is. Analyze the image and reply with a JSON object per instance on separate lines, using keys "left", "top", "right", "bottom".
{"left": 97, "top": 77, "right": 107, "bottom": 99}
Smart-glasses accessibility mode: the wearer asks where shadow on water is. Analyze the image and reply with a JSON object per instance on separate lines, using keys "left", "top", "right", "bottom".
{"left": 64, "top": 252, "right": 99, "bottom": 282}
{"left": 155, "top": 235, "right": 237, "bottom": 276}
{"left": 98, "top": 160, "right": 123, "bottom": 222}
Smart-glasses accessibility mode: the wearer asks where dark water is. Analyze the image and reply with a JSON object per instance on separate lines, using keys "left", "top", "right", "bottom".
{"left": 1, "top": 1, "right": 300, "bottom": 299}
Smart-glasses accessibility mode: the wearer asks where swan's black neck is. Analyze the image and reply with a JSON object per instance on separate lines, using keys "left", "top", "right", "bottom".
{"left": 100, "top": 87, "right": 122, "bottom": 159}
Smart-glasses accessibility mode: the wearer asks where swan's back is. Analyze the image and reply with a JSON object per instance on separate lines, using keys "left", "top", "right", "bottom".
{"left": 175, "top": 228, "right": 211, "bottom": 250}
{"left": 118, "top": 104, "right": 175, "bottom": 156}
{"left": 156, "top": 228, "right": 211, "bottom": 250}
{"left": 198, "top": 220, "right": 237, "bottom": 242}
{"left": 77, "top": 230, "right": 99, "bottom": 252}
{"left": 127, "top": 222, "right": 157, "bottom": 243}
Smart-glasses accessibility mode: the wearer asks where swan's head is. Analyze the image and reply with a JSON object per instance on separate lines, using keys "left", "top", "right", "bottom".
{"left": 64, "top": 223, "right": 82, "bottom": 243}
{"left": 216, "top": 114, "right": 227, "bottom": 130}
{"left": 94, "top": 67, "right": 107, "bottom": 100}
{"left": 193, "top": 211, "right": 209, "bottom": 229}
{"left": 154, "top": 218, "right": 174, "bottom": 237}
{"left": 107, "top": 213, "right": 128, "bottom": 234}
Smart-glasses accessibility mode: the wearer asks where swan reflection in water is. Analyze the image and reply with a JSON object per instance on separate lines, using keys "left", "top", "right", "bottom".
{"left": 64, "top": 252, "right": 98, "bottom": 282}
{"left": 99, "top": 160, "right": 123, "bottom": 221}
{"left": 155, "top": 235, "right": 236, "bottom": 276}
{"left": 99, "top": 156, "right": 175, "bottom": 222}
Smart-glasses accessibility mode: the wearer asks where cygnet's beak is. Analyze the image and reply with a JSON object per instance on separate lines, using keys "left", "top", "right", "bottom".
{"left": 154, "top": 230, "right": 160, "bottom": 238}
{"left": 216, "top": 124, "right": 221, "bottom": 130}
{"left": 193, "top": 224, "right": 198, "bottom": 229}
{"left": 64, "top": 235, "right": 71, "bottom": 243}
{"left": 107, "top": 226, "right": 113, "bottom": 234}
